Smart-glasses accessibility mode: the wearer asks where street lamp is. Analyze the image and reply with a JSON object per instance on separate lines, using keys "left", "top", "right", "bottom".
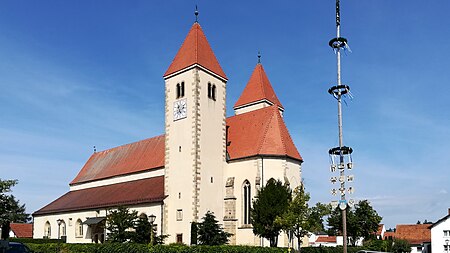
{"left": 148, "top": 214, "right": 156, "bottom": 246}
{"left": 56, "top": 219, "right": 63, "bottom": 240}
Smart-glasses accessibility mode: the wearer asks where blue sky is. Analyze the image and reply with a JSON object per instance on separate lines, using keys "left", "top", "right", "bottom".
{"left": 1, "top": 1, "right": 449, "bottom": 229}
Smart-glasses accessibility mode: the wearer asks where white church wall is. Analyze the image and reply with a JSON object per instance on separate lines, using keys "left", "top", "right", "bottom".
{"left": 225, "top": 156, "right": 301, "bottom": 247}
{"left": 33, "top": 204, "right": 162, "bottom": 243}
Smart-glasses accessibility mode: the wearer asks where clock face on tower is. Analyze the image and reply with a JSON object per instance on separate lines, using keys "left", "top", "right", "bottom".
{"left": 173, "top": 99, "right": 187, "bottom": 121}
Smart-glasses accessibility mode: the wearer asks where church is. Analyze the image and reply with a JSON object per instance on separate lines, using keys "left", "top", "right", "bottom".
{"left": 33, "top": 18, "right": 303, "bottom": 246}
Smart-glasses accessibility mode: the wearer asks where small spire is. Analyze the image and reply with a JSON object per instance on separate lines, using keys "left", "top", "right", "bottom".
{"left": 257, "top": 51, "right": 261, "bottom": 64}
{"left": 93, "top": 146, "right": 96, "bottom": 153}
{"left": 194, "top": 5, "right": 199, "bottom": 23}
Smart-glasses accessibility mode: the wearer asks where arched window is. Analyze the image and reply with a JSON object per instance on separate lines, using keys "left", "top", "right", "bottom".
{"left": 44, "top": 221, "right": 51, "bottom": 238}
{"left": 59, "top": 220, "right": 66, "bottom": 237}
{"left": 243, "top": 180, "right": 251, "bottom": 225}
{"left": 75, "top": 219, "right": 83, "bottom": 238}
{"left": 212, "top": 85, "right": 216, "bottom": 101}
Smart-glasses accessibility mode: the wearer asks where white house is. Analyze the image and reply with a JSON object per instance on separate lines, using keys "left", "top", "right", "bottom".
{"left": 430, "top": 208, "right": 450, "bottom": 253}
{"left": 32, "top": 18, "right": 303, "bottom": 247}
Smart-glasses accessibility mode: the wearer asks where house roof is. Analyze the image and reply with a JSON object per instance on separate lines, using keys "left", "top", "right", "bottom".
{"left": 164, "top": 22, "right": 227, "bottom": 80}
{"left": 226, "top": 105, "right": 302, "bottom": 161}
{"left": 430, "top": 213, "right": 450, "bottom": 228}
{"left": 10, "top": 223, "right": 33, "bottom": 238}
{"left": 234, "top": 63, "right": 283, "bottom": 109}
{"left": 70, "top": 135, "right": 165, "bottom": 185}
{"left": 34, "top": 177, "right": 165, "bottom": 216}
{"left": 315, "top": 236, "right": 337, "bottom": 243}
{"left": 394, "top": 224, "right": 431, "bottom": 245}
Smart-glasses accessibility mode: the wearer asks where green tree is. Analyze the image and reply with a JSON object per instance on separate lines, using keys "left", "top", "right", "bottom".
{"left": 328, "top": 200, "right": 382, "bottom": 246}
{"left": 277, "top": 185, "right": 331, "bottom": 251}
{"left": 251, "top": 178, "right": 291, "bottom": 247}
{"left": 0, "top": 179, "right": 31, "bottom": 240}
{"left": 197, "top": 211, "right": 231, "bottom": 245}
{"left": 133, "top": 214, "right": 151, "bottom": 243}
{"left": 106, "top": 206, "right": 138, "bottom": 242}
{"left": 391, "top": 239, "right": 411, "bottom": 253}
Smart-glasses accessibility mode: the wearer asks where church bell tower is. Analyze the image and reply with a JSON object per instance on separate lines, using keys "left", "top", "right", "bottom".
{"left": 162, "top": 16, "right": 228, "bottom": 244}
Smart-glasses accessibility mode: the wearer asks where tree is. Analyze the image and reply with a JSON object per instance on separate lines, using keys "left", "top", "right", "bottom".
{"left": 0, "top": 179, "right": 31, "bottom": 240}
{"left": 106, "top": 206, "right": 138, "bottom": 242}
{"left": 327, "top": 200, "right": 382, "bottom": 246}
{"left": 133, "top": 214, "right": 151, "bottom": 243}
{"left": 251, "top": 178, "right": 291, "bottom": 247}
{"left": 197, "top": 211, "right": 231, "bottom": 245}
{"left": 276, "top": 185, "right": 331, "bottom": 251}
{"left": 391, "top": 239, "right": 411, "bottom": 253}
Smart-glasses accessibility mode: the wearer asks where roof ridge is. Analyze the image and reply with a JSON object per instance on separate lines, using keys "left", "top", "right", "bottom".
{"left": 273, "top": 107, "right": 288, "bottom": 155}
{"left": 95, "top": 134, "right": 164, "bottom": 154}
{"left": 256, "top": 107, "right": 276, "bottom": 154}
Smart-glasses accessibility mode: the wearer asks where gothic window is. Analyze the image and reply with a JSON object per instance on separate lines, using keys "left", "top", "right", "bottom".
{"left": 243, "top": 180, "right": 251, "bottom": 224}
{"left": 60, "top": 220, "right": 66, "bottom": 236}
{"left": 75, "top": 219, "right": 83, "bottom": 237}
{"left": 44, "top": 221, "right": 51, "bottom": 238}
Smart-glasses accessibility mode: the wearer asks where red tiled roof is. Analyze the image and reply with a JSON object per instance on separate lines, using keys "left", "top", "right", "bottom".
{"left": 394, "top": 224, "right": 431, "bottom": 245}
{"left": 234, "top": 64, "right": 283, "bottom": 109}
{"left": 227, "top": 105, "right": 302, "bottom": 161}
{"left": 164, "top": 23, "right": 227, "bottom": 80}
{"left": 71, "top": 135, "right": 165, "bottom": 185}
{"left": 10, "top": 223, "right": 33, "bottom": 238}
{"left": 384, "top": 231, "right": 395, "bottom": 239}
{"left": 315, "top": 236, "right": 337, "bottom": 243}
{"left": 34, "top": 177, "right": 165, "bottom": 216}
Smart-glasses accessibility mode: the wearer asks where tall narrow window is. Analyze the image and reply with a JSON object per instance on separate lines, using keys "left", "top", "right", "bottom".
{"left": 243, "top": 180, "right": 251, "bottom": 224}
{"left": 60, "top": 220, "right": 66, "bottom": 236}
{"left": 44, "top": 221, "right": 51, "bottom": 238}
{"left": 176, "top": 83, "right": 180, "bottom": 99}
{"left": 212, "top": 85, "right": 216, "bottom": 101}
{"left": 208, "top": 82, "right": 212, "bottom": 98}
{"left": 75, "top": 219, "right": 83, "bottom": 237}
{"left": 180, "top": 82, "right": 185, "bottom": 97}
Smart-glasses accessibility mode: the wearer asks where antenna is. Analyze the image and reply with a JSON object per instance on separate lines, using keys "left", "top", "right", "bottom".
{"left": 194, "top": 5, "right": 199, "bottom": 23}
{"left": 327, "top": 1, "right": 354, "bottom": 253}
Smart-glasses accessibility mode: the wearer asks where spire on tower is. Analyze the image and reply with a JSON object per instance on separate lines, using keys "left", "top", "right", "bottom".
{"left": 195, "top": 5, "right": 199, "bottom": 23}
{"left": 257, "top": 51, "right": 261, "bottom": 64}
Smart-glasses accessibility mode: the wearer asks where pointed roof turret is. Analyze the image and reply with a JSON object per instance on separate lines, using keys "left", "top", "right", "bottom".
{"left": 164, "top": 22, "right": 227, "bottom": 80}
{"left": 234, "top": 63, "right": 283, "bottom": 110}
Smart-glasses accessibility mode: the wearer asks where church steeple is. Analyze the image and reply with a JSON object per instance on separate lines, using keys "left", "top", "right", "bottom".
{"left": 163, "top": 22, "right": 227, "bottom": 80}
{"left": 233, "top": 63, "right": 283, "bottom": 115}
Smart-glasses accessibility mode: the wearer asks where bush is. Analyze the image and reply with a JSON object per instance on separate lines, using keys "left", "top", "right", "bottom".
{"left": 23, "top": 243, "right": 368, "bottom": 253}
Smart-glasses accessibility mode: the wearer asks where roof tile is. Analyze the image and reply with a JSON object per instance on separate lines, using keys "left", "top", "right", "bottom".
{"left": 70, "top": 135, "right": 165, "bottom": 185}
{"left": 34, "top": 177, "right": 165, "bottom": 215}
{"left": 10, "top": 223, "right": 33, "bottom": 238}
{"left": 227, "top": 106, "right": 302, "bottom": 161}
{"left": 164, "top": 23, "right": 227, "bottom": 80}
{"left": 234, "top": 64, "right": 283, "bottom": 109}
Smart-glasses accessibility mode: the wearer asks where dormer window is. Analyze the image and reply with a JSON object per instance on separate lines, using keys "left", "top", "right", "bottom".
{"left": 208, "top": 82, "right": 216, "bottom": 101}
{"left": 176, "top": 82, "right": 185, "bottom": 99}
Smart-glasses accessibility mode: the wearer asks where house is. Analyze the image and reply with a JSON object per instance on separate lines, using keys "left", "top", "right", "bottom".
{"left": 430, "top": 208, "right": 450, "bottom": 253}
{"left": 32, "top": 17, "right": 303, "bottom": 247}
{"left": 383, "top": 224, "right": 431, "bottom": 253}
